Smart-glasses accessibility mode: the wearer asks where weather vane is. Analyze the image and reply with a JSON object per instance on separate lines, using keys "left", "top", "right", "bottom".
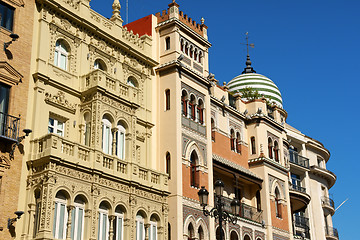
{"left": 240, "top": 32, "right": 255, "bottom": 56}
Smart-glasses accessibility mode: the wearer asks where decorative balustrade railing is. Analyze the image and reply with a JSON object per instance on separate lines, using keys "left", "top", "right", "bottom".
{"left": 325, "top": 226, "right": 339, "bottom": 239}
{"left": 322, "top": 196, "right": 335, "bottom": 209}
{"left": 30, "top": 134, "right": 168, "bottom": 191}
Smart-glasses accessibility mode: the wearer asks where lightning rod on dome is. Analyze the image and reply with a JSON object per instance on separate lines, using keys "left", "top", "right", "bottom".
{"left": 240, "top": 32, "right": 256, "bottom": 74}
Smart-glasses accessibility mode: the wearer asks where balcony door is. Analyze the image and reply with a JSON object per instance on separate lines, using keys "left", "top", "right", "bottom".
{"left": 0, "top": 83, "right": 10, "bottom": 136}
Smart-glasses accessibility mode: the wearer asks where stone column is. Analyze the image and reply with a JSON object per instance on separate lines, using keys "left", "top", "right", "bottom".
{"left": 108, "top": 215, "right": 115, "bottom": 240}
{"left": 66, "top": 205, "right": 75, "bottom": 240}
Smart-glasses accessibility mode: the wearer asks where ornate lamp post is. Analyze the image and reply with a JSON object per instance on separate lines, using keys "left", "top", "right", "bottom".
{"left": 198, "top": 179, "right": 240, "bottom": 240}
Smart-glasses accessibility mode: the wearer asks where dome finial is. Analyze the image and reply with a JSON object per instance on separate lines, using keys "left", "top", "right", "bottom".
{"left": 241, "top": 32, "right": 256, "bottom": 74}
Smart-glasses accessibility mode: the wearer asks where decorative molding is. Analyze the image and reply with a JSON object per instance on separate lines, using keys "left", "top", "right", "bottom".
{"left": 45, "top": 91, "right": 77, "bottom": 114}
{"left": 0, "top": 61, "right": 23, "bottom": 86}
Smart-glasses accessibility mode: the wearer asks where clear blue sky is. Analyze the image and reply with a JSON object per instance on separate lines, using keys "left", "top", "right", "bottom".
{"left": 90, "top": 0, "right": 359, "bottom": 238}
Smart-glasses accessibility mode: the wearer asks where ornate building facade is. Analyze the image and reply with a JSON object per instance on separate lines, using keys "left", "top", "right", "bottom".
{"left": 1, "top": 1, "right": 338, "bottom": 240}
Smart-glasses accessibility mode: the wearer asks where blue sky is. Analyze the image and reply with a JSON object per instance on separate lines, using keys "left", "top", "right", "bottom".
{"left": 90, "top": 0, "right": 359, "bottom": 238}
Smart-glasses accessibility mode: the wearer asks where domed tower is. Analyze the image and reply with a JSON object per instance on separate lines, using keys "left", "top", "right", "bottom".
{"left": 227, "top": 55, "right": 283, "bottom": 108}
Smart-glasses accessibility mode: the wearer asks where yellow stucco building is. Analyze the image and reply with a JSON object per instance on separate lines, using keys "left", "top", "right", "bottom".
{"left": 0, "top": 1, "right": 338, "bottom": 240}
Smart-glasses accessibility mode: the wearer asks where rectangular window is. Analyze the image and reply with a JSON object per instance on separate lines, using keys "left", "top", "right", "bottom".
{"left": 71, "top": 204, "right": 84, "bottom": 240}
{"left": 53, "top": 200, "right": 68, "bottom": 239}
{"left": 149, "top": 221, "right": 157, "bottom": 240}
{"left": 0, "top": 83, "right": 10, "bottom": 137}
{"left": 165, "top": 90, "right": 170, "bottom": 110}
{"left": 48, "top": 118, "right": 65, "bottom": 136}
{"left": 98, "top": 210, "right": 109, "bottom": 240}
{"left": 114, "top": 214, "right": 123, "bottom": 240}
{"left": 0, "top": 2, "right": 14, "bottom": 31}
{"left": 136, "top": 217, "right": 145, "bottom": 240}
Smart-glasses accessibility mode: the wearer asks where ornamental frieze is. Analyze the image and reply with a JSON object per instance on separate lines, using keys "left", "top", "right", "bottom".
{"left": 45, "top": 91, "right": 77, "bottom": 114}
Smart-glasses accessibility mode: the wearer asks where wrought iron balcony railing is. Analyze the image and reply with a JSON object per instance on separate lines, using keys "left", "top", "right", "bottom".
{"left": 322, "top": 196, "right": 335, "bottom": 209}
{"left": 325, "top": 226, "right": 339, "bottom": 239}
{"left": 217, "top": 196, "right": 263, "bottom": 223}
{"left": 289, "top": 150, "right": 309, "bottom": 168}
{"left": 0, "top": 112, "right": 20, "bottom": 142}
{"left": 294, "top": 215, "right": 309, "bottom": 229}
{"left": 290, "top": 183, "right": 306, "bottom": 193}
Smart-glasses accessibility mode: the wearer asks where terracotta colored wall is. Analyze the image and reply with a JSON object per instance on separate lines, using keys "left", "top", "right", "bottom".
{"left": 270, "top": 200, "right": 289, "bottom": 231}
{"left": 182, "top": 164, "right": 208, "bottom": 200}
{"left": 212, "top": 132, "right": 249, "bottom": 169}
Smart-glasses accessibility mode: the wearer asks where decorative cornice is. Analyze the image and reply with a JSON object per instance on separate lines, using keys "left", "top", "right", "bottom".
{"left": 249, "top": 157, "right": 289, "bottom": 174}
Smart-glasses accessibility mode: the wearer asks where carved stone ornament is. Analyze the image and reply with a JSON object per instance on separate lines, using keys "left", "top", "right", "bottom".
{"left": 64, "top": 0, "right": 81, "bottom": 10}
{"left": 45, "top": 91, "right": 77, "bottom": 114}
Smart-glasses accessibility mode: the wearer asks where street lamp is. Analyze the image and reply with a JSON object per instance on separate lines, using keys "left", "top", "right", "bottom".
{"left": 198, "top": 179, "right": 240, "bottom": 240}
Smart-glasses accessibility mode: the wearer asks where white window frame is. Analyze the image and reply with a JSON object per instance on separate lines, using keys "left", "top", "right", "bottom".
{"left": 114, "top": 212, "right": 124, "bottom": 240}
{"left": 98, "top": 208, "right": 109, "bottom": 240}
{"left": 116, "top": 125, "right": 126, "bottom": 160}
{"left": 149, "top": 221, "right": 157, "bottom": 240}
{"left": 102, "top": 118, "right": 112, "bottom": 155}
{"left": 53, "top": 198, "right": 68, "bottom": 239}
{"left": 48, "top": 118, "right": 65, "bottom": 137}
{"left": 54, "top": 41, "right": 69, "bottom": 70}
{"left": 136, "top": 215, "right": 145, "bottom": 240}
{"left": 71, "top": 202, "right": 85, "bottom": 240}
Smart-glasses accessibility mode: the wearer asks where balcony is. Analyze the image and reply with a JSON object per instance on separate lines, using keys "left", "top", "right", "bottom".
{"left": 218, "top": 196, "right": 263, "bottom": 224}
{"left": 0, "top": 112, "right": 20, "bottom": 142}
{"left": 293, "top": 215, "right": 310, "bottom": 239}
{"left": 325, "top": 226, "right": 339, "bottom": 240}
{"left": 289, "top": 150, "right": 309, "bottom": 169}
{"left": 289, "top": 184, "right": 311, "bottom": 212}
{"left": 29, "top": 134, "right": 168, "bottom": 192}
{"left": 322, "top": 197, "right": 335, "bottom": 215}
{"left": 310, "top": 165, "right": 336, "bottom": 188}
{"left": 81, "top": 69, "right": 139, "bottom": 104}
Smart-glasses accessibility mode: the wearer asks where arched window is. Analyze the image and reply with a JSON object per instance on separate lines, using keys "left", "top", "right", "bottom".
{"left": 244, "top": 235, "right": 251, "bottom": 240}
{"left": 114, "top": 206, "right": 124, "bottom": 240}
{"left": 230, "top": 129, "right": 235, "bottom": 151}
{"left": 198, "top": 226, "right": 204, "bottom": 240}
{"left": 71, "top": 195, "right": 85, "bottom": 240}
{"left": 185, "top": 43, "right": 189, "bottom": 55}
{"left": 127, "top": 77, "right": 138, "bottom": 88}
{"left": 165, "top": 89, "right": 170, "bottom": 111}
{"left": 33, "top": 190, "right": 41, "bottom": 237}
{"left": 274, "top": 141, "right": 279, "bottom": 162}
{"left": 116, "top": 123, "right": 126, "bottom": 160}
{"left": 102, "top": 116, "right": 112, "bottom": 155}
{"left": 194, "top": 49, "right": 198, "bottom": 62}
{"left": 54, "top": 40, "right": 69, "bottom": 70}
{"left": 166, "top": 152, "right": 171, "bottom": 178}
{"left": 256, "top": 190, "right": 261, "bottom": 211}
{"left": 188, "top": 95, "right": 196, "bottom": 121}
{"left": 189, "top": 46, "right": 193, "bottom": 58}
{"left": 211, "top": 118, "right": 215, "bottom": 141}
{"left": 230, "top": 231, "right": 238, "bottom": 240}
{"left": 94, "top": 59, "right": 107, "bottom": 71}
{"left": 181, "top": 90, "right": 188, "bottom": 116}
{"left": 136, "top": 214, "right": 145, "bottom": 240}
{"left": 251, "top": 137, "right": 256, "bottom": 154}
{"left": 236, "top": 132, "right": 241, "bottom": 154}
{"left": 165, "top": 37, "right": 171, "bottom": 50}
{"left": 275, "top": 188, "right": 281, "bottom": 218}
{"left": 168, "top": 223, "right": 171, "bottom": 240}
{"left": 53, "top": 191, "right": 68, "bottom": 239}
{"left": 198, "top": 52, "right": 202, "bottom": 64}
{"left": 188, "top": 223, "right": 194, "bottom": 240}
{"left": 180, "top": 39, "right": 184, "bottom": 52}
{"left": 190, "top": 151, "right": 199, "bottom": 188}
{"left": 216, "top": 228, "right": 225, "bottom": 240}
{"left": 84, "top": 113, "right": 91, "bottom": 146}
{"left": 268, "top": 138, "right": 273, "bottom": 159}
{"left": 98, "top": 202, "right": 110, "bottom": 240}
{"left": 149, "top": 215, "right": 159, "bottom": 240}
{"left": 197, "top": 99, "right": 204, "bottom": 124}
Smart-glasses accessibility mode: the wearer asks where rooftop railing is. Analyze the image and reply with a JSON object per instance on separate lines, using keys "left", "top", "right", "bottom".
{"left": 0, "top": 112, "right": 20, "bottom": 142}
{"left": 289, "top": 150, "right": 309, "bottom": 168}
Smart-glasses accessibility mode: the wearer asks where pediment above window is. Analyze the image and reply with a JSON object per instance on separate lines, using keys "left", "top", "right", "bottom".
{"left": 0, "top": 61, "right": 23, "bottom": 86}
